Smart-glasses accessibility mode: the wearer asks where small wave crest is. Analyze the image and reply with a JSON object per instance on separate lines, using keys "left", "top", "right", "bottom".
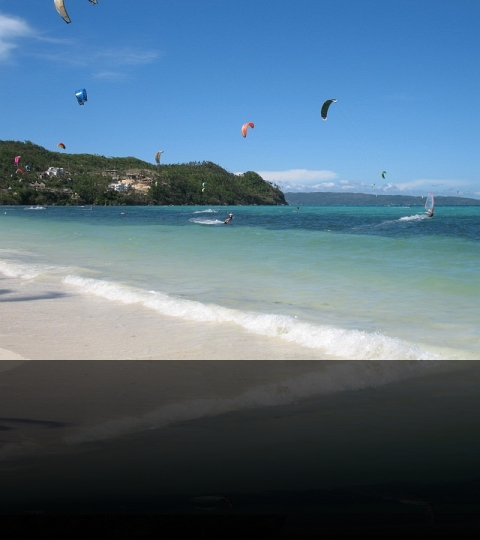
{"left": 63, "top": 275, "right": 439, "bottom": 360}
{"left": 398, "top": 214, "right": 426, "bottom": 222}
{"left": 189, "top": 218, "right": 224, "bottom": 225}
{"left": 0, "top": 260, "right": 42, "bottom": 280}
{"left": 192, "top": 209, "right": 218, "bottom": 214}
{"left": 0, "top": 259, "right": 77, "bottom": 281}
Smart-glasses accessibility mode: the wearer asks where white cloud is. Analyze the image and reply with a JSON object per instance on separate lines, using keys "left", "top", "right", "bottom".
{"left": 255, "top": 169, "right": 339, "bottom": 192}
{"left": 313, "top": 182, "right": 335, "bottom": 188}
{"left": 36, "top": 43, "right": 161, "bottom": 69}
{"left": 90, "top": 49, "right": 160, "bottom": 77}
{"left": 376, "top": 178, "right": 476, "bottom": 197}
{"left": 32, "top": 45, "right": 161, "bottom": 78}
{"left": 249, "top": 168, "right": 479, "bottom": 197}
{"left": 257, "top": 169, "right": 338, "bottom": 183}
{"left": 0, "top": 9, "right": 161, "bottom": 73}
{"left": 0, "top": 13, "right": 34, "bottom": 61}
{"left": 381, "top": 178, "right": 460, "bottom": 192}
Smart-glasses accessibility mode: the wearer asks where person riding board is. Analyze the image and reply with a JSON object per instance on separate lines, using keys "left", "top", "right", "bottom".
{"left": 224, "top": 212, "right": 234, "bottom": 224}
{"left": 427, "top": 209, "right": 434, "bottom": 218}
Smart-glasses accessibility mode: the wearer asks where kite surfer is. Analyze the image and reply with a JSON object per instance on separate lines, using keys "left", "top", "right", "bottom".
{"left": 224, "top": 212, "right": 234, "bottom": 224}
{"left": 424, "top": 192, "right": 434, "bottom": 218}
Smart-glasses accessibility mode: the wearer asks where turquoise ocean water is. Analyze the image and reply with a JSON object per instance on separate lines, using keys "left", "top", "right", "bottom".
{"left": 2, "top": 205, "right": 479, "bottom": 517}
{"left": 0, "top": 204, "right": 479, "bottom": 359}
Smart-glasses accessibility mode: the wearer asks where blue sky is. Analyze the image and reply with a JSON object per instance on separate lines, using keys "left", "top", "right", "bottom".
{"left": 1, "top": 1, "right": 479, "bottom": 197}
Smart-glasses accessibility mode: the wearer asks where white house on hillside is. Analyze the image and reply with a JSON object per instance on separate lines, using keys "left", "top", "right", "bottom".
{"left": 108, "top": 182, "right": 131, "bottom": 193}
{"left": 46, "top": 167, "right": 65, "bottom": 177}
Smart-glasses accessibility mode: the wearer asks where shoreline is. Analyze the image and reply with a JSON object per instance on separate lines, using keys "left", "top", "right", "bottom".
{"left": 0, "top": 274, "right": 337, "bottom": 360}
{"left": 0, "top": 348, "right": 26, "bottom": 361}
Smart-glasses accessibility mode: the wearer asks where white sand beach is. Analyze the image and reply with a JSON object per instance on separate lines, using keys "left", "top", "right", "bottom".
{"left": 0, "top": 274, "right": 336, "bottom": 360}
{"left": 0, "top": 349, "right": 26, "bottom": 360}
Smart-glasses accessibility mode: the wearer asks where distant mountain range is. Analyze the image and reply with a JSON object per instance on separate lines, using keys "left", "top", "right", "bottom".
{"left": 284, "top": 192, "right": 480, "bottom": 206}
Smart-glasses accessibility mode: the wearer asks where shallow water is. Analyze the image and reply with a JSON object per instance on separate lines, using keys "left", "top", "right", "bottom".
{"left": 1, "top": 204, "right": 479, "bottom": 359}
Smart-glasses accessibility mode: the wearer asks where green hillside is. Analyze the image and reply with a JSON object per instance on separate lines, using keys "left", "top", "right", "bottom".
{"left": 0, "top": 140, "right": 286, "bottom": 206}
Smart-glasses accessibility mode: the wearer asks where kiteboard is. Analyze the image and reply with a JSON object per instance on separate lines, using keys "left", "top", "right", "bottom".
{"left": 424, "top": 192, "right": 434, "bottom": 215}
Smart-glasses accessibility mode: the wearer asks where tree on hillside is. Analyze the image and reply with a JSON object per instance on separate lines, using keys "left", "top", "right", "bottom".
{"left": 0, "top": 141, "right": 286, "bottom": 206}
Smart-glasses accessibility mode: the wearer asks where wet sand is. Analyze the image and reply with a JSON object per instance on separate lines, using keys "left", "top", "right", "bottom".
{"left": 0, "top": 274, "right": 336, "bottom": 360}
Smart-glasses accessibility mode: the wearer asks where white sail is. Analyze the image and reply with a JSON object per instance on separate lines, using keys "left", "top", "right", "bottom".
{"left": 424, "top": 192, "right": 434, "bottom": 213}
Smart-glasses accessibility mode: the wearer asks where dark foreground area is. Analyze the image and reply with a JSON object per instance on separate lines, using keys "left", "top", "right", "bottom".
{"left": 2, "top": 361, "right": 479, "bottom": 537}
{"left": 2, "top": 513, "right": 480, "bottom": 538}
{"left": 2, "top": 480, "right": 480, "bottom": 538}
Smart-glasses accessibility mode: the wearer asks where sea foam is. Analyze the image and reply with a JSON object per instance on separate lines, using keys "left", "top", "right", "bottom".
{"left": 189, "top": 217, "right": 224, "bottom": 225}
{"left": 0, "top": 260, "right": 42, "bottom": 280}
{"left": 0, "top": 259, "right": 77, "bottom": 280}
{"left": 63, "top": 275, "right": 439, "bottom": 360}
{"left": 398, "top": 214, "right": 427, "bottom": 222}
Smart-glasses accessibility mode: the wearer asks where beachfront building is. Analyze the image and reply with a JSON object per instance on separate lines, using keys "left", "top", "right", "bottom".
{"left": 108, "top": 182, "right": 131, "bottom": 193}
{"left": 46, "top": 167, "right": 65, "bottom": 177}
{"left": 125, "top": 170, "right": 153, "bottom": 183}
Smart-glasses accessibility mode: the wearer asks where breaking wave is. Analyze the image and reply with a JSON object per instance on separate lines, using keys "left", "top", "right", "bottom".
{"left": 63, "top": 275, "right": 439, "bottom": 361}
